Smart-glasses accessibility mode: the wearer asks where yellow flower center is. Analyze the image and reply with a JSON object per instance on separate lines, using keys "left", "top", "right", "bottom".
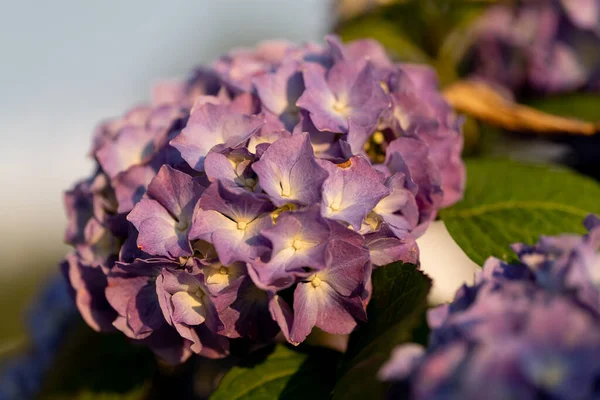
{"left": 372, "top": 131, "right": 385, "bottom": 144}
{"left": 311, "top": 276, "right": 322, "bottom": 287}
{"left": 237, "top": 221, "right": 248, "bottom": 230}
{"left": 332, "top": 99, "right": 350, "bottom": 116}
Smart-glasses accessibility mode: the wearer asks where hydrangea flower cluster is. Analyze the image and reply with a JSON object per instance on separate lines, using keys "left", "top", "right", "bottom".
{"left": 467, "top": 0, "right": 600, "bottom": 95}
{"left": 380, "top": 215, "right": 600, "bottom": 400}
{"left": 61, "top": 35, "right": 464, "bottom": 363}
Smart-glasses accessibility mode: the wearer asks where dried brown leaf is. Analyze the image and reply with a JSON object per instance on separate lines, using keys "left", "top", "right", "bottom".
{"left": 443, "top": 80, "right": 599, "bottom": 135}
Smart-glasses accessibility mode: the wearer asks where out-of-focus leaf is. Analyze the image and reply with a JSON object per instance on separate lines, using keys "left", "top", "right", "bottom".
{"left": 43, "top": 387, "right": 147, "bottom": 400}
{"left": 440, "top": 159, "right": 600, "bottom": 265}
{"left": 338, "top": 15, "right": 431, "bottom": 63}
{"left": 333, "top": 263, "right": 431, "bottom": 400}
{"left": 523, "top": 93, "right": 600, "bottom": 123}
{"left": 335, "top": 0, "right": 498, "bottom": 24}
{"left": 444, "top": 81, "right": 599, "bottom": 135}
{"left": 211, "top": 345, "right": 341, "bottom": 400}
{"left": 336, "top": 0, "right": 407, "bottom": 22}
{"left": 436, "top": 4, "right": 488, "bottom": 73}
{"left": 39, "top": 322, "right": 156, "bottom": 398}
{"left": 461, "top": 116, "right": 481, "bottom": 156}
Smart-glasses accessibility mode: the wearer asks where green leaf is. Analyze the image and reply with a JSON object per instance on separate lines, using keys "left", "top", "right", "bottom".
{"left": 39, "top": 321, "right": 156, "bottom": 398}
{"left": 440, "top": 159, "right": 600, "bottom": 265}
{"left": 338, "top": 15, "right": 431, "bottom": 64}
{"left": 211, "top": 345, "right": 341, "bottom": 400}
{"left": 333, "top": 263, "right": 432, "bottom": 400}
{"left": 43, "top": 387, "right": 147, "bottom": 400}
{"left": 523, "top": 93, "right": 600, "bottom": 123}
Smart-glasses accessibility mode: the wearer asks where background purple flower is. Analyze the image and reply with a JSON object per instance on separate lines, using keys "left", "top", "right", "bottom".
{"left": 380, "top": 216, "right": 600, "bottom": 399}
{"left": 467, "top": 0, "right": 600, "bottom": 95}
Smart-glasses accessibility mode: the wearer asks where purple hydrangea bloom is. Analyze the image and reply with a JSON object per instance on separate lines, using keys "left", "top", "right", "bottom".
{"left": 127, "top": 165, "right": 204, "bottom": 258}
{"left": 380, "top": 216, "right": 600, "bottom": 399}
{"left": 170, "top": 102, "right": 263, "bottom": 171}
{"left": 296, "top": 61, "right": 389, "bottom": 134}
{"left": 319, "top": 155, "right": 389, "bottom": 230}
{"left": 287, "top": 238, "right": 371, "bottom": 343}
{"left": 468, "top": 0, "right": 600, "bottom": 95}
{"left": 252, "top": 132, "right": 329, "bottom": 207}
{"left": 60, "top": 35, "right": 464, "bottom": 362}
{"left": 190, "top": 182, "right": 274, "bottom": 265}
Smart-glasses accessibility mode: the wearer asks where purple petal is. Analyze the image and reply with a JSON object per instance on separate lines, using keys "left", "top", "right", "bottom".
{"left": 252, "top": 132, "right": 328, "bottom": 206}
{"left": 385, "top": 137, "right": 443, "bottom": 235}
{"left": 96, "top": 126, "right": 158, "bottom": 178}
{"left": 146, "top": 165, "right": 204, "bottom": 222}
{"left": 364, "top": 227, "right": 419, "bottom": 266}
{"left": 289, "top": 281, "right": 319, "bottom": 343}
{"left": 210, "top": 214, "right": 272, "bottom": 265}
{"left": 297, "top": 60, "right": 389, "bottom": 133}
{"left": 190, "top": 183, "right": 273, "bottom": 264}
{"left": 247, "top": 120, "right": 292, "bottom": 154}
{"left": 171, "top": 103, "right": 264, "bottom": 171}
{"left": 171, "top": 291, "right": 207, "bottom": 326}
{"left": 322, "top": 238, "right": 371, "bottom": 297}
{"left": 202, "top": 261, "right": 246, "bottom": 295}
{"left": 253, "top": 61, "right": 304, "bottom": 130}
{"left": 269, "top": 293, "right": 295, "bottom": 343}
{"left": 261, "top": 209, "right": 331, "bottom": 273}
{"left": 327, "top": 34, "right": 394, "bottom": 70}
{"left": 127, "top": 198, "right": 192, "bottom": 258}
{"left": 214, "top": 277, "right": 280, "bottom": 340}
{"left": 204, "top": 149, "right": 259, "bottom": 192}
{"left": 113, "top": 165, "right": 156, "bottom": 214}
{"left": 296, "top": 63, "right": 343, "bottom": 132}
{"left": 372, "top": 173, "right": 420, "bottom": 236}
{"left": 63, "top": 183, "right": 93, "bottom": 245}
{"left": 378, "top": 344, "right": 426, "bottom": 381}
{"left": 61, "top": 253, "right": 116, "bottom": 332}
{"left": 320, "top": 156, "right": 390, "bottom": 230}
{"left": 315, "top": 283, "right": 363, "bottom": 335}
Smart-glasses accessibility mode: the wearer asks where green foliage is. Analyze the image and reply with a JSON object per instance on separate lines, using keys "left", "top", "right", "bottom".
{"left": 440, "top": 159, "right": 600, "bottom": 265}
{"left": 333, "top": 263, "right": 432, "bottom": 400}
{"left": 42, "top": 387, "right": 147, "bottom": 400}
{"left": 338, "top": 15, "right": 431, "bottom": 64}
{"left": 523, "top": 93, "right": 600, "bottom": 123}
{"left": 39, "top": 321, "right": 156, "bottom": 398}
{"left": 210, "top": 345, "right": 341, "bottom": 400}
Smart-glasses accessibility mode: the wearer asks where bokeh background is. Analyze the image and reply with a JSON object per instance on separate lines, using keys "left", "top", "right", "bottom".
{"left": 0, "top": 0, "right": 478, "bottom": 352}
